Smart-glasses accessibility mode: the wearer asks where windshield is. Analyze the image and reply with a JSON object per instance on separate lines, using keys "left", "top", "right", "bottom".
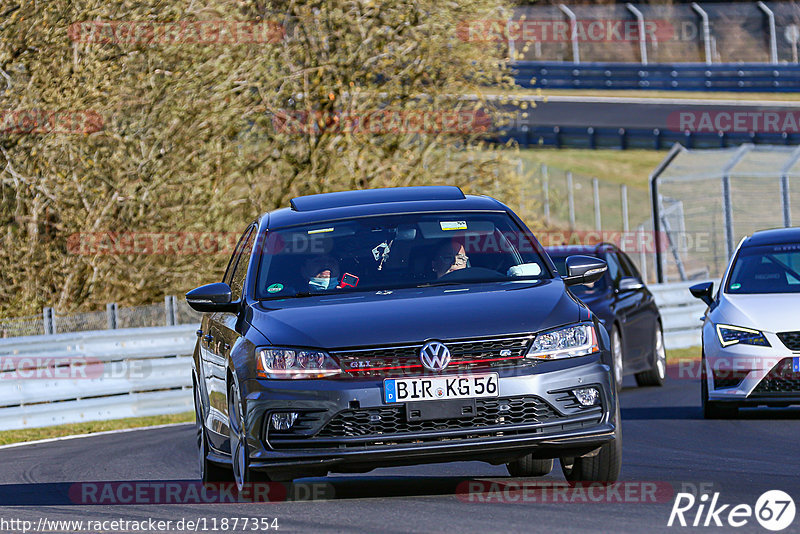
{"left": 726, "top": 243, "right": 800, "bottom": 294}
{"left": 548, "top": 254, "right": 608, "bottom": 297}
{"left": 255, "top": 212, "right": 551, "bottom": 299}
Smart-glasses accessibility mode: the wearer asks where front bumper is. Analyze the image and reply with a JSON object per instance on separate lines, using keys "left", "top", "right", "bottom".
{"left": 703, "top": 326, "right": 800, "bottom": 403}
{"left": 235, "top": 355, "right": 616, "bottom": 475}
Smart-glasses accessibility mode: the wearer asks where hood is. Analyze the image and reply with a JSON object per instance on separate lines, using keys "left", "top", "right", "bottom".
{"left": 251, "top": 280, "right": 584, "bottom": 349}
{"left": 716, "top": 293, "right": 800, "bottom": 333}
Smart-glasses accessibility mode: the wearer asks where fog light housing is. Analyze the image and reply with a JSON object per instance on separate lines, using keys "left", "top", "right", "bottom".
{"left": 573, "top": 387, "right": 600, "bottom": 407}
{"left": 270, "top": 412, "right": 298, "bottom": 431}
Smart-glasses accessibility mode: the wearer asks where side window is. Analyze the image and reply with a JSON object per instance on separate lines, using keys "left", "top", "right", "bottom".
{"left": 225, "top": 225, "right": 256, "bottom": 301}
{"left": 619, "top": 252, "right": 642, "bottom": 280}
{"left": 605, "top": 252, "right": 622, "bottom": 284}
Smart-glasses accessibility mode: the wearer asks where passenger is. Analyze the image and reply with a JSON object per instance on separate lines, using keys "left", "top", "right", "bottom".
{"left": 432, "top": 241, "right": 469, "bottom": 278}
{"left": 302, "top": 255, "right": 341, "bottom": 291}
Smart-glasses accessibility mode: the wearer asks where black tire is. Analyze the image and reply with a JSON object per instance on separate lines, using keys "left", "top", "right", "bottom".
{"left": 195, "top": 384, "right": 233, "bottom": 482}
{"left": 228, "top": 380, "right": 270, "bottom": 490}
{"left": 560, "top": 402, "right": 621, "bottom": 483}
{"left": 506, "top": 456, "right": 554, "bottom": 477}
{"left": 701, "top": 355, "right": 738, "bottom": 419}
{"left": 635, "top": 325, "right": 667, "bottom": 387}
{"left": 610, "top": 325, "right": 624, "bottom": 391}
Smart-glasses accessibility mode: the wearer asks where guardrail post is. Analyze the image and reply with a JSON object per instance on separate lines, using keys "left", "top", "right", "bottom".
{"left": 588, "top": 127, "right": 596, "bottom": 149}
{"left": 165, "top": 296, "right": 177, "bottom": 326}
{"left": 618, "top": 128, "right": 627, "bottom": 150}
{"left": 567, "top": 172, "right": 576, "bottom": 230}
{"left": 106, "top": 303, "right": 118, "bottom": 330}
{"left": 593, "top": 177, "right": 602, "bottom": 231}
{"left": 42, "top": 307, "right": 54, "bottom": 336}
{"left": 542, "top": 164, "right": 550, "bottom": 225}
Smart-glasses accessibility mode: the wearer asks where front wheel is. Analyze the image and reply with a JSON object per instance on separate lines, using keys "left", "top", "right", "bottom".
{"left": 228, "top": 380, "right": 269, "bottom": 490}
{"left": 560, "top": 403, "right": 621, "bottom": 483}
{"left": 506, "top": 456, "right": 554, "bottom": 477}
{"left": 195, "top": 384, "right": 232, "bottom": 482}
{"left": 610, "top": 326, "right": 624, "bottom": 391}
{"left": 635, "top": 325, "right": 666, "bottom": 387}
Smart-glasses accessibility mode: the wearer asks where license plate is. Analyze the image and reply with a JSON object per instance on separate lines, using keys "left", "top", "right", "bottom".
{"left": 794, "top": 357, "right": 800, "bottom": 373}
{"left": 384, "top": 374, "right": 498, "bottom": 403}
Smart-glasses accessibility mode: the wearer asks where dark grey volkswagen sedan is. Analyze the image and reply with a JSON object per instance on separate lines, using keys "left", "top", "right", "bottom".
{"left": 187, "top": 186, "right": 620, "bottom": 488}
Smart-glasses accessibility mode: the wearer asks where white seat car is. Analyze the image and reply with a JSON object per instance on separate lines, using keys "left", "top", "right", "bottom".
{"left": 690, "top": 228, "right": 800, "bottom": 418}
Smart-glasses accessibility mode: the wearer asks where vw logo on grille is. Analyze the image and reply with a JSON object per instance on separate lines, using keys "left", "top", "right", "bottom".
{"left": 420, "top": 341, "right": 451, "bottom": 371}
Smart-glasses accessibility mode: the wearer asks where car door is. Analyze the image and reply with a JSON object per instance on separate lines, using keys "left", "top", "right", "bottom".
{"left": 612, "top": 250, "right": 651, "bottom": 371}
{"left": 606, "top": 250, "right": 643, "bottom": 369}
{"left": 202, "top": 224, "right": 255, "bottom": 450}
{"left": 619, "top": 251, "right": 659, "bottom": 369}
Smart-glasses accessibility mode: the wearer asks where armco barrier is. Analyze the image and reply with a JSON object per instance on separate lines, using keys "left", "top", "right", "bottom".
{"left": 0, "top": 283, "right": 708, "bottom": 429}
{"left": 0, "top": 325, "right": 196, "bottom": 430}
{"left": 513, "top": 61, "right": 800, "bottom": 92}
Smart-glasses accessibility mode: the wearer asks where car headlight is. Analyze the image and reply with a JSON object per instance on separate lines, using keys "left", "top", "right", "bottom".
{"left": 257, "top": 348, "right": 342, "bottom": 379}
{"left": 715, "top": 324, "right": 771, "bottom": 348}
{"left": 527, "top": 324, "right": 599, "bottom": 360}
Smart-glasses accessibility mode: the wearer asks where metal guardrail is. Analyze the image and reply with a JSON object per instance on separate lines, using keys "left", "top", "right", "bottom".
{"left": 497, "top": 125, "right": 800, "bottom": 150}
{"left": 649, "top": 280, "right": 715, "bottom": 350}
{"left": 512, "top": 61, "right": 800, "bottom": 92}
{"left": 0, "top": 325, "right": 197, "bottom": 430}
{"left": 0, "top": 283, "right": 707, "bottom": 429}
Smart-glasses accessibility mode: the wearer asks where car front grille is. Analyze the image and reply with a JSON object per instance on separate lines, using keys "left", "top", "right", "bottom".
{"left": 751, "top": 358, "right": 800, "bottom": 395}
{"left": 267, "top": 395, "right": 603, "bottom": 450}
{"left": 777, "top": 331, "right": 800, "bottom": 351}
{"left": 331, "top": 335, "right": 536, "bottom": 378}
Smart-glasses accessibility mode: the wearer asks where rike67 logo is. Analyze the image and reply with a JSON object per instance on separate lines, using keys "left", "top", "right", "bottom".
{"left": 668, "top": 490, "right": 796, "bottom": 531}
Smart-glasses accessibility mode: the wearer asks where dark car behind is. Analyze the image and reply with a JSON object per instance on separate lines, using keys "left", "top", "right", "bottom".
{"left": 547, "top": 243, "right": 665, "bottom": 389}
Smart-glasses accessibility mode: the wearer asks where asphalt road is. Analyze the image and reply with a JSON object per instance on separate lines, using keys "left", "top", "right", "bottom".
{"left": 1, "top": 372, "right": 799, "bottom": 534}
{"left": 510, "top": 95, "right": 800, "bottom": 130}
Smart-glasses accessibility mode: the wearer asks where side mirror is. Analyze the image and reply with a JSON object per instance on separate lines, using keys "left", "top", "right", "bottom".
{"left": 689, "top": 281, "right": 714, "bottom": 307}
{"left": 563, "top": 255, "right": 607, "bottom": 286}
{"left": 186, "top": 282, "right": 238, "bottom": 313}
{"left": 618, "top": 276, "right": 644, "bottom": 292}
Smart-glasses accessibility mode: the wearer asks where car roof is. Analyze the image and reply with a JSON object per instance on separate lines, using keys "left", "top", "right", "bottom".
{"left": 264, "top": 187, "right": 509, "bottom": 229}
{"left": 743, "top": 227, "right": 800, "bottom": 247}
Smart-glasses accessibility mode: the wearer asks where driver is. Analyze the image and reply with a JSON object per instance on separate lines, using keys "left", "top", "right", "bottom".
{"left": 302, "top": 255, "right": 341, "bottom": 291}
{"left": 432, "top": 240, "right": 469, "bottom": 278}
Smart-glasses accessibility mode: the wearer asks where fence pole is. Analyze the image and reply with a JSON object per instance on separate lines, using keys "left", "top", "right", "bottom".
{"left": 558, "top": 4, "right": 580, "bottom": 64}
{"left": 626, "top": 3, "right": 648, "bottom": 66}
{"left": 638, "top": 224, "right": 648, "bottom": 283}
{"left": 106, "top": 303, "right": 118, "bottom": 330}
{"left": 542, "top": 164, "right": 550, "bottom": 225}
{"left": 592, "top": 177, "right": 601, "bottom": 231}
{"left": 779, "top": 146, "right": 800, "bottom": 227}
{"left": 621, "top": 185, "right": 630, "bottom": 233}
{"left": 691, "top": 3, "right": 713, "bottom": 65}
{"left": 42, "top": 307, "right": 54, "bottom": 336}
{"left": 165, "top": 296, "right": 177, "bottom": 326}
{"left": 757, "top": 2, "right": 778, "bottom": 65}
{"left": 567, "top": 172, "right": 576, "bottom": 229}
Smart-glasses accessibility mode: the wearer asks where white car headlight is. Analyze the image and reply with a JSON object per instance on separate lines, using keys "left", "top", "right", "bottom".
{"left": 527, "top": 324, "right": 599, "bottom": 360}
{"left": 257, "top": 348, "right": 342, "bottom": 379}
{"left": 715, "top": 324, "right": 771, "bottom": 348}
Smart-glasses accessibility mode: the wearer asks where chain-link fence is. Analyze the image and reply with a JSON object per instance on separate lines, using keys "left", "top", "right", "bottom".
{"left": 521, "top": 161, "right": 657, "bottom": 283}
{"left": 506, "top": 2, "right": 800, "bottom": 64}
{"left": 0, "top": 297, "right": 202, "bottom": 339}
{"left": 653, "top": 143, "right": 800, "bottom": 282}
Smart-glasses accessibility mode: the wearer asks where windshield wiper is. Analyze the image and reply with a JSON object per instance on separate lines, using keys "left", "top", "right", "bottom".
{"left": 415, "top": 281, "right": 470, "bottom": 288}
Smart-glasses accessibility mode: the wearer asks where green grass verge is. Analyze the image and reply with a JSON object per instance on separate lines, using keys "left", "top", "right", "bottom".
{"left": 519, "top": 148, "right": 667, "bottom": 190}
{"left": 666, "top": 346, "right": 702, "bottom": 363}
{"left": 0, "top": 411, "right": 194, "bottom": 446}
